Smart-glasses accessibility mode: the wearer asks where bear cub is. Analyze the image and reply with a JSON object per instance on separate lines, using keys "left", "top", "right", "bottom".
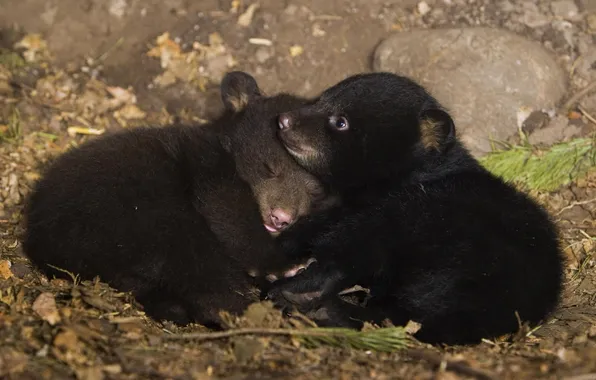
{"left": 265, "top": 72, "right": 565, "bottom": 345}
{"left": 23, "top": 71, "right": 330, "bottom": 328}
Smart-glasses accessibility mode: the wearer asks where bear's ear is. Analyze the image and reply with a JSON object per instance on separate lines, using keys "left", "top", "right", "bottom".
{"left": 220, "top": 71, "right": 261, "bottom": 112}
{"left": 418, "top": 108, "right": 455, "bottom": 152}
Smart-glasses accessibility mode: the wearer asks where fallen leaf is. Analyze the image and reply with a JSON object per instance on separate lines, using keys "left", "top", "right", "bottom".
{"left": 289, "top": 45, "right": 304, "bottom": 57}
{"left": 106, "top": 86, "right": 137, "bottom": 106}
{"left": 0, "top": 349, "right": 28, "bottom": 377}
{"left": 14, "top": 33, "right": 50, "bottom": 62}
{"left": 0, "top": 260, "right": 13, "bottom": 279}
{"left": 404, "top": 320, "right": 422, "bottom": 334}
{"left": 32, "top": 292, "right": 61, "bottom": 326}
{"left": 237, "top": 3, "right": 260, "bottom": 27}
{"left": 568, "top": 110, "right": 582, "bottom": 120}
{"left": 230, "top": 0, "right": 240, "bottom": 13}
{"left": 114, "top": 104, "right": 147, "bottom": 120}
{"left": 146, "top": 32, "right": 182, "bottom": 69}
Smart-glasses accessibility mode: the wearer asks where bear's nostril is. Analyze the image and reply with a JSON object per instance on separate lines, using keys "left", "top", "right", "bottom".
{"left": 278, "top": 113, "right": 292, "bottom": 130}
{"left": 271, "top": 208, "right": 293, "bottom": 229}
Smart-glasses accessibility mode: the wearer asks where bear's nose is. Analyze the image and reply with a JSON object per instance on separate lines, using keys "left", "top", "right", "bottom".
{"left": 270, "top": 208, "right": 293, "bottom": 230}
{"left": 278, "top": 113, "right": 293, "bottom": 130}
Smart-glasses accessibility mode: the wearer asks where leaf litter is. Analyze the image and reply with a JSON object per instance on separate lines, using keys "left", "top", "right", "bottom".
{"left": 0, "top": 28, "right": 596, "bottom": 380}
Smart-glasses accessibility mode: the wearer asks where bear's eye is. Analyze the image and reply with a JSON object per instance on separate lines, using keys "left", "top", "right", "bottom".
{"left": 328, "top": 116, "right": 349, "bottom": 131}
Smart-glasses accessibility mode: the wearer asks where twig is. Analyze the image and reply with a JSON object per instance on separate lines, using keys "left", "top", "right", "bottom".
{"left": 556, "top": 198, "right": 596, "bottom": 216}
{"left": 405, "top": 349, "right": 500, "bottom": 380}
{"left": 578, "top": 105, "right": 596, "bottom": 126}
{"left": 46, "top": 264, "right": 80, "bottom": 285}
{"left": 165, "top": 327, "right": 304, "bottom": 341}
{"left": 561, "top": 80, "right": 596, "bottom": 112}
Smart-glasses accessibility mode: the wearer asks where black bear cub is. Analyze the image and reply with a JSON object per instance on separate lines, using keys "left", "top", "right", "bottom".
{"left": 266, "top": 72, "right": 565, "bottom": 345}
{"left": 23, "top": 71, "right": 329, "bottom": 328}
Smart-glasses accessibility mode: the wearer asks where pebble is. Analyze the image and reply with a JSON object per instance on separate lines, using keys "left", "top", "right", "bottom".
{"left": 418, "top": 1, "right": 431, "bottom": 16}
{"left": 373, "top": 27, "right": 568, "bottom": 157}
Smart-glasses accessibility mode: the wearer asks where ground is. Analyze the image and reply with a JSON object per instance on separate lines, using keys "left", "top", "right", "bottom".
{"left": 1, "top": 0, "right": 596, "bottom": 379}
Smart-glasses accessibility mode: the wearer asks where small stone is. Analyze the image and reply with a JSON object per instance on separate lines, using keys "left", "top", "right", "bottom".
{"left": 373, "top": 27, "right": 567, "bottom": 156}
{"left": 255, "top": 47, "right": 272, "bottom": 63}
{"left": 550, "top": 0, "right": 579, "bottom": 20}
{"left": 417, "top": 1, "right": 431, "bottom": 16}
{"left": 312, "top": 23, "right": 326, "bottom": 37}
{"left": 522, "top": 110, "right": 550, "bottom": 135}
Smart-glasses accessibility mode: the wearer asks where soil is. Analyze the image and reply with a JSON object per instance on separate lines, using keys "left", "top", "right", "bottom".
{"left": 1, "top": 0, "right": 596, "bottom": 379}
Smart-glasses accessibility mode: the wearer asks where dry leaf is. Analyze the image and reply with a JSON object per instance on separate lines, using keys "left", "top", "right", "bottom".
{"left": 32, "top": 292, "right": 61, "bottom": 325}
{"left": 0, "top": 349, "right": 28, "bottom": 377}
{"left": 114, "top": 104, "right": 146, "bottom": 120}
{"left": 146, "top": 32, "right": 182, "bottom": 69}
{"left": 230, "top": 0, "right": 241, "bottom": 13}
{"left": 14, "top": 33, "right": 49, "bottom": 62}
{"left": 0, "top": 260, "right": 13, "bottom": 280}
{"left": 52, "top": 328, "right": 86, "bottom": 366}
{"left": 289, "top": 45, "right": 304, "bottom": 57}
{"left": 106, "top": 86, "right": 137, "bottom": 106}
{"left": 237, "top": 3, "right": 260, "bottom": 27}
{"left": 148, "top": 30, "right": 235, "bottom": 88}
{"left": 568, "top": 110, "right": 582, "bottom": 120}
{"left": 404, "top": 320, "right": 422, "bottom": 334}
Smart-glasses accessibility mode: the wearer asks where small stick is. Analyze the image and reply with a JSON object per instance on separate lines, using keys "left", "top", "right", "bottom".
{"left": 561, "top": 80, "right": 596, "bottom": 112}
{"left": 163, "top": 327, "right": 292, "bottom": 341}
{"left": 556, "top": 197, "right": 596, "bottom": 216}
{"left": 578, "top": 105, "right": 596, "bottom": 126}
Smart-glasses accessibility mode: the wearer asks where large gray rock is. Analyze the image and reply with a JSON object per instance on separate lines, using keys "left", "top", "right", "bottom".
{"left": 373, "top": 27, "right": 568, "bottom": 157}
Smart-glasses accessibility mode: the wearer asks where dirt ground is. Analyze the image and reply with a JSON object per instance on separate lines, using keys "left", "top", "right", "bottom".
{"left": 1, "top": 0, "right": 596, "bottom": 379}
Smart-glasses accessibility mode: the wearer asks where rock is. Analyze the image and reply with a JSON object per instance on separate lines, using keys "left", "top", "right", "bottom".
{"left": 522, "top": 110, "right": 550, "bottom": 135}
{"left": 550, "top": 0, "right": 580, "bottom": 20}
{"left": 373, "top": 27, "right": 567, "bottom": 157}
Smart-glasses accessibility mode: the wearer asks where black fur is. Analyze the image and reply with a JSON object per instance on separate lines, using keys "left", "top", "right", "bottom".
{"left": 23, "top": 72, "right": 325, "bottom": 328}
{"left": 266, "top": 72, "right": 564, "bottom": 345}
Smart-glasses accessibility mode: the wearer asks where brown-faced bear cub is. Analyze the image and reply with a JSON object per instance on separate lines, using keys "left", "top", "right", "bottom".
{"left": 265, "top": 72, "right": 564, "bottom": 345}
{"left": 23, "top": 71, "right": 332, "bottom": 328}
